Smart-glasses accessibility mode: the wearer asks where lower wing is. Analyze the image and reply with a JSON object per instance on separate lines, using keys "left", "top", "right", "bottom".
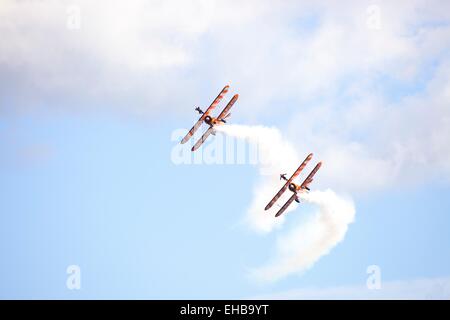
{"left": 191, "top": 127, "right": 214, "bottom": 151}
{"left": 275, "top": 193, "right": 298, "bottom": 217}
{"left": 265, "top": 182, "right": 289, "bottom": 211}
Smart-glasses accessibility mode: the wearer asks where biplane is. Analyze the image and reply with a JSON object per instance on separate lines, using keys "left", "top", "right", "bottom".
{"left": 180, "top": 85, "right": 239, "bottom": 151}
{"left": 265, "top": 153, "right": 322, "bottom": 217}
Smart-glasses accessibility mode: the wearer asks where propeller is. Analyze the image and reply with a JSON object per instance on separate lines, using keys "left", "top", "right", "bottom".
{"left": 195, "top": 107, "right": 204, "bottom": 114}
{"left": 280, "top": 173, "right": 287, "bottom": 181}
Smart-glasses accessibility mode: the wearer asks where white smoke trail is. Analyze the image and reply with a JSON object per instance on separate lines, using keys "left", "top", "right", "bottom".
{"left": 251, "top": 189, "right": 355, "bottom": 282}
{"left": 217, "top": 124, "right": 301, "bottom": 233}
{"left": 216, "top": 124, "right": 356, "bottom": 282}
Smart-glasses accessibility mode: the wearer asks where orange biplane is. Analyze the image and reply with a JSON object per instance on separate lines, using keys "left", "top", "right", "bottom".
{"left": 180, "top": 85, "right": 239, "bottom": 151}
{"left": 265, "top": 153, "right": 322, "bottom": 217}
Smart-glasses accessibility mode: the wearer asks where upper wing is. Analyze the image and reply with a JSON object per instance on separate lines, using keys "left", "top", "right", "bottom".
{"left": 275, "top": 193, "right": 297, "bottom": 217}
{"left": 300, "top": 162, "right": 322, "bottom": 190}
{"left": 203, "top": 85, "right": 230, "bottom": 117}
{"left": 180, "top": 85, "right": 229, "bottom": 144}
{"left": 290, "top": 153, "right": 314, "bottom": 181}
{"left": 191, "top": 127, "right": 214, "bottom": 151}
{"left": 217, "top": 94, "right": 239, "bottom": 121}
{"left": 264, "top": 153, "right": 313, "bottom": 210}
{"left": 180, "top": 118, "right": 203, "bottom": 144}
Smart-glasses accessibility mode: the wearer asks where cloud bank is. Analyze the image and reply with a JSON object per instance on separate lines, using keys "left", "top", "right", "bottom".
{"left": 1, "top": 0, "right": 449, "bottom": 193}
{"left": 253, "top": 276, "right": 450, "bottom": 300}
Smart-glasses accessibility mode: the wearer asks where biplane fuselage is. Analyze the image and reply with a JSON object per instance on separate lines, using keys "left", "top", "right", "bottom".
{"left": 181, "top": 85, "right": 238, "bottom": 151}
{"left": 265, "top": 153, "right": 322, "bottom": 217}
{"left": 288, "top": 182, "right": 303, "bottom": 193}
{"left": 204, "top": 115, "right": 224, "bottom": 127}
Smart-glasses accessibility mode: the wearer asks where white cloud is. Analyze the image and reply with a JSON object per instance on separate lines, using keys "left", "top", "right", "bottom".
{"left": 252, "top": 276, "right": 450, "bottom": 299}
{"left": 279, "top": 1, "right": 450, "bottom": 193}
{"left": 0, "top": 0, "right": 219, "bottom": 114}
{"left": 286, "top": 59, "right": 450, "bottom": 193}
{"left": 1, "top": 1, "right": 449, "bottom": 117}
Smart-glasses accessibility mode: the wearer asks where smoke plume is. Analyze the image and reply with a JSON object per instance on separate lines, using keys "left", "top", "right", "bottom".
{"left": 216, "top": 124, "right": 356, "bottom": 282}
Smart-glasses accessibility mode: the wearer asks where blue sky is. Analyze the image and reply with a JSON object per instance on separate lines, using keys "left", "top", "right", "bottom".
{"left": 1, "top": 113, "right": 450, "bottom": 299}
{"left": 1, "top": 1, "right": 450, "bottom": 299}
